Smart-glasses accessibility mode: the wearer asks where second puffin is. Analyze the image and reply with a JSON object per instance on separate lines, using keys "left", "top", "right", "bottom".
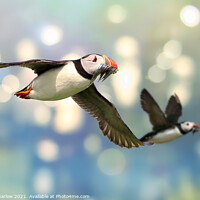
{"left": 140, "top": 89, "right": 199, "bottom": 144}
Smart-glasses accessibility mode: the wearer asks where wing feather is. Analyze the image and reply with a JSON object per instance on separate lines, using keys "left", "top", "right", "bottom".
{"left": 72, "top": 84, "right": 143, "bottom": 148}
{"left": 165, "top": 94, "right": 182, "bottom": 124}
{"left": 0, "top": 59, "right": 67, "bottom": 75}
{"left": 141, "top": 89, "right": 170, "bottom": 131}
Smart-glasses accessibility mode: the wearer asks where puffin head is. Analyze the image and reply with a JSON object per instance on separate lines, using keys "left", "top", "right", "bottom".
{"left": 80, "top": 54, "right": 118, "bottom": 83}
{"left": 180, "top": 121, "right": 200, "bottom": 133}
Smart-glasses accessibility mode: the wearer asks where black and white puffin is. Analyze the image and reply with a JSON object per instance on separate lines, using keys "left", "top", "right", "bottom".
{"left": 0, "top": 54, "right": 143, "bottom": 148}
{"left": 140, "top": 89, "right": 199, "bottom": 144}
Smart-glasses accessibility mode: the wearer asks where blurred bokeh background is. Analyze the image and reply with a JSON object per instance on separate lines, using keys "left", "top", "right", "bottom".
{"left": 0, "top": 0, "right": 200, "bottom": 199}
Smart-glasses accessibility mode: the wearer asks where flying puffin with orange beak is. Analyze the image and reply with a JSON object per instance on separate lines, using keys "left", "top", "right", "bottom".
{"left": 140, "top": 89, "right": 199, "bottom": 144}
{"left": 0, "top": 54, "right": 143, "bottom": 148}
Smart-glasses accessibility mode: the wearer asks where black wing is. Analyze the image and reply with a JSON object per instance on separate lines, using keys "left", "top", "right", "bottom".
{"left": 165, "top": 94, "right": 182, "bottom": 124}
{"left": 0, "top": 59, "right": 67, "bottom": 75}
{"left": 72, "top": 84, "right": 144, "bottom": 148}
{"left": 141, "top": 89, "right": 170, "bottom": 131}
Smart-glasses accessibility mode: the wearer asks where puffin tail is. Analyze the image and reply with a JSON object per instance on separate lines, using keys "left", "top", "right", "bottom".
{"left": 139, "top": 136, "right": 154, "bottom": 145}
{"left": 139, "top": 136, "right": 148, "bottom": 142}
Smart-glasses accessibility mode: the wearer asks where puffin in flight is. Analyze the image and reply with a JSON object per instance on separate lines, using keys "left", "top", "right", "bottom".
{"left": 0, "top": 54, "right": 143, "bottom": 148}
{"left": 140, "top": 89, "right": 199, "bottom": 144}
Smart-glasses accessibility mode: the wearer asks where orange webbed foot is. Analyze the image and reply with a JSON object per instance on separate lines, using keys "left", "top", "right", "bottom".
{"left": 14, "top": 87, "right": 32, "bottom": 99}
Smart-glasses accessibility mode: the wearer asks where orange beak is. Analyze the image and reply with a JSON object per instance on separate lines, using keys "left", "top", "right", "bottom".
{"left": 194, "top": 124, "right": 200, "bottom": 129}
{"left": 89, "top": 55, "right": 118, "bottom": 84}
{"left": 103, "top": 55, "right": 118, "bottom": 69}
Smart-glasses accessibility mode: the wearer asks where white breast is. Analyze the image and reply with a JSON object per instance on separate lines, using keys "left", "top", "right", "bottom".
{"left": 29, "top": 62, "right": 91, "bottom": 101}
{"left": 150, "top": 127, "right": 183, "bottom": 143}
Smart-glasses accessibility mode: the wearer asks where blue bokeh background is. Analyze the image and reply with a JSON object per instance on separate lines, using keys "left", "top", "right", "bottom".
{"left": 0, "top": 0, "right": 200, "bottom": 200}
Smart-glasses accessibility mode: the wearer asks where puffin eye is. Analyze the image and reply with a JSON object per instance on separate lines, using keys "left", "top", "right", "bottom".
{"left": 92, "top": 56, "right": 97, "bottom": 62}
{"left": 186, "top": 123, "right": 189, "bottom": 126}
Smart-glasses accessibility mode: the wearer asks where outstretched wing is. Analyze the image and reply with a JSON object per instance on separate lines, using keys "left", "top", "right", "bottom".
{"left": 165, "top": 94, "right": 182, "bottom": 124}
{"left": 141, "top": 89, "right": 170, "bottom": 131}
{"left": 0, "top": 59, "right": 67, "bottom": 75}
{"left": 72, "top": 84, "right": 143, "bottom": 148}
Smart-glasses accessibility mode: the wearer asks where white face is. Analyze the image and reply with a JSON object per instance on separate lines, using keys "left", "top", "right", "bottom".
{"left": 180, "top": 121, "right": 195, "bottom": 133}
{"left": 80, "top": 54, "right": 105, "bottom": 75}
